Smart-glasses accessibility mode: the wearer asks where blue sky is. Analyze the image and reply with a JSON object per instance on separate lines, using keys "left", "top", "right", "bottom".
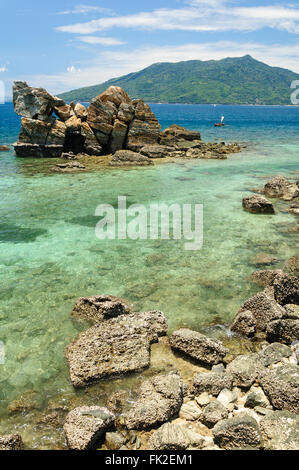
{"left": 1, "top": 0, "right": 299, "bottom": 97}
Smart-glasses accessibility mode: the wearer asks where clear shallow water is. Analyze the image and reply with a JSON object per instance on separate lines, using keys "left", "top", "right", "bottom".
{"left": 0, "top": 103, "right": 298, "bottom": 447}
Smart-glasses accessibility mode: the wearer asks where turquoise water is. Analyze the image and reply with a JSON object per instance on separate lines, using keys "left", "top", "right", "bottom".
{"left": 0, "top": 103, "right": 298, "bottom": 446}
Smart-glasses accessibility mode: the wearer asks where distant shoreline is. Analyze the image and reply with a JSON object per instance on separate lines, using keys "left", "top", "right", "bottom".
{"left": 3, "top": 101, "right": 299, "bottom": 107}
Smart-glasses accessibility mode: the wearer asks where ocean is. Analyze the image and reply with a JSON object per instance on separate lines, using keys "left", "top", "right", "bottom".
{"left": 0, "top": 102, "right": 298, "bottom": 448}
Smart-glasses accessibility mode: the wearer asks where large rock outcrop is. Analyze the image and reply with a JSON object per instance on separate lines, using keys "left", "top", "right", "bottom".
{"left": 13, "top": 82, "right": 161, "bottom": 158}
{"left": 67, "top": 310, "right": 168, "bottom": 387}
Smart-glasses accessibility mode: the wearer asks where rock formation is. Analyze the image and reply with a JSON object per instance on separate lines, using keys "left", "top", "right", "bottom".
{"left": 12, "top": 81, "right": 242, "bottom": 163}
{"left": 13, "top": 82, "right": 161, "bottom": 158}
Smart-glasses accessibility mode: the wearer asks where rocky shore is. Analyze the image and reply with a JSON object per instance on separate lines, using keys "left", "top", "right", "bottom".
{"left": 12, "top": 82, "right": 242, "bottom": 170}
{"left": 2, "top": 258, "right": 297, "bottom": 451}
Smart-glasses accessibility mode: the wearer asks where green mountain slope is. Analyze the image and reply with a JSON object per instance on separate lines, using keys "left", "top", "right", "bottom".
{"left": 59, "top": 55, "right": 299, "bottom": 105}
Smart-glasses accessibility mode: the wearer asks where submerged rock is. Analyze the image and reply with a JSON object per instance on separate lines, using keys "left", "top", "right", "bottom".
{"left": 71, "top": 295, "right": 132, "bottom": 323}
{"left": 242, "top": 195, "right": 275, "bottom": 214}
{"left": 124, "top": 373, "right": 183, "bottom": 430}
{"left": 64, "top": 406, "right": 115, "bottom": 450}
{"left": 140, "top": 144, "right": 174, "bottom": 159}
{"left": 249, "top": 252, "right": 278, "bottom": 267}
{"left": 213, "top": 413, "right": 261, "bottom": 449}
{"left": 110, "top": 149, "right": 153, "bottom": 166}
{"left": 170, "top": 328, "right": 228, "bottom": 366}
{"left": 67, "top": 311, "right": 167, "bottom": 387}
{"left": 250, "top": 269, "right": 283, "bottom": 287}
{"left": 264, "top": 175, "right": 299, "bottom": 201}
{"left": 283, "top": 256, "right": 299, "bottom": 278}
{"left": 0, "top": 434, "right": 23, "bottom": 450}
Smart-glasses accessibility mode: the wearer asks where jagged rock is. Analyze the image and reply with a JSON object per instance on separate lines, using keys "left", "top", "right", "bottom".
{"left": 273, "top": 272, "right": 299, "bottom": 306}
{"left": 195, "top": 392, "right": 211, "bottom": 407}
{"left": 245, "top": 385, "right": 270, "bottom": 409}
{"left": 231, "top": 290, "right": 285, "bottom": 337}
{"left": 226, "top": 354, "right": 261, "bottom": 388}
{"left": 71, "top": 294, "right": 132, "bottom": 323}
{"left": 242, "top": 195, "right": 275, "bottom": 214}
{"left": 127, "top": 120, "right": 161, "bottom": 151}
{"left": 54, "top": 104, "right": 72, "bottom": 122}
{"left": 201, "top": 401, "right": 229, "bottom": 428}
{"left": 106, "top": 390, "right": 129, "bottom": 414}
{"left": 0, "top": 145, "right": 10, "bottom": 151}
{"left": 13, "top": 81, "right": 64, "bottom": 121}
{"left": 124, "top": 373, "right": 183, "bottom": 430}
{"left": 18, "top": 117, "right": 66, "bottom": 146}
{"left": 14, "top": 117, "right": 66, "bottom": 157}
{"left": 108, "top": 119, "right": 128, "bottom": 153}
{"left": 117, "top": 102, "right": 135, "bottom": 123}
{"left": 179, "top": 401, "right": 202, "bottom": 421}
{"left": 283, "top": 256, "right": 299, "bottom": 278}
{"left": 0, "top": 434, "right": 23, "bottom": 450}
{"left": 213, "top": 413, "right": 261, "bottom": 449}
{"left": 258, "top": 342, "right": 292, "bottom": 366}
{"left": 217, "top": 389, "right": 238, "bottom": 410}
{"left": 80, "top": 122, "right": 102, "bottom": 156}
{"left": 14, "top": 143, "right": 64, "bottom": 158}
{"left": 266, "top": 318, "right": 299, "bottom": 344}
{"left": 67, "top": 311, "right": 167, "bottom": 387}
{"left": 193, "top": 372, "right": 233, "bottom": 396}
{"left": 140, "top": 144, "right": 174, "bottom": 159}
{"left": 264, "top": 175, "right": 299, "bottom": 201}
{"left": 250, "top": 269, "right": 284, "bottom": 287}
{"left": 170, "top": 328, "right": 228, "bottom": 366}
{"left": 231, "top": 310, "right": 257, "bottom": 337}
{"left": 258, "top": 364, "right": 299, "bottom": 413}
{"left": 61, "top": 151, "right": 77, "bottom": 160}
{"left": 65, "top": 115, "right": 82, "bottom": 133}
{"left": 64, "top": 406, "right": 115, "bottom": 450}
{"left": 160, "top": 124, "right": 201, "bottom": 143}
{"left": 74, "top": 103, "right": 87, "bottom": 120}
{"left": 260, "top": 411, "right": 299, "bottom": 450}
{"left": 105, "top": 432, "right": 127, "bottom": 450}
{"left": 110, "top": 149, "right": 153, "bottom": 166}
{"left": 52, "top": 162, "right": 86, "bottom": 173}
{"left": 149, "top": 422, "right": 204, "bottom": 450}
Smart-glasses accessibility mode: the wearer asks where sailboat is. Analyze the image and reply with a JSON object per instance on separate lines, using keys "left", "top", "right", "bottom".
{"left": 214, "top": 115, "right": 225, "bottom": 127}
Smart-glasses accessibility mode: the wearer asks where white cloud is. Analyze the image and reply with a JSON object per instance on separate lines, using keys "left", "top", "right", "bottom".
{"left": 57, "top": 4, "right": 114, "bottom": 16}
{"left": 55, "top": 1, "right": 299, "bottom": 35}
{"left": 77, "top": 35, "right": 126, "bottom": 45}
{"left": 0, "top": 66, "right": 8, "bottom": 73}
{"left": 67, "top": 65, "right": 81, "bottom": 73}
{"left": 17, "top": 41, "right": 299, "bottom": 96}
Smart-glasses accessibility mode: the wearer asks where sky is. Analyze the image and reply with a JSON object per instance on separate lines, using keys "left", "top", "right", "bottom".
{"left": 1, "top": 0, "right": 299, "bottom": 98}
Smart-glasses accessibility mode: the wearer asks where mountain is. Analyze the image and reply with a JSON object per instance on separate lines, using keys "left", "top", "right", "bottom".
{"left": 58, "top": 55, "right": 299, "bottom": 105}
